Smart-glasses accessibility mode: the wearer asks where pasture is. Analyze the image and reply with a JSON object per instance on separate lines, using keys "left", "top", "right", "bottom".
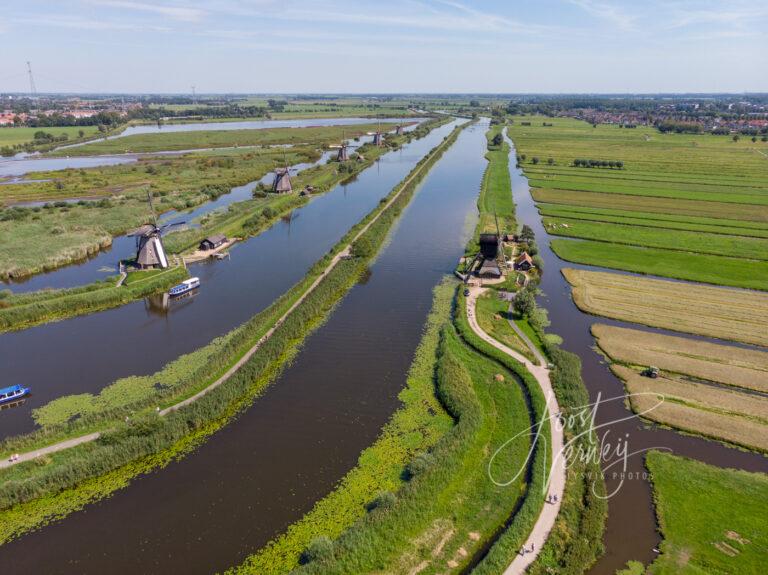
{"left": 563, "top": 268, "right": 768, "bottom": 346}
{"left": 646, "top": 451, "right": 768, "bottom": 575}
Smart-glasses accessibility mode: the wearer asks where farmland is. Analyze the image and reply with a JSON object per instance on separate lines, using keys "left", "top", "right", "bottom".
{"left": 553, "top": 239, "right": 768, "bottom": 290}
{"left": 508, "top": 116, "right": 768, "bottom": 285}
{"left": 563, "top": 269, "right": 768, "bottom": 346}
{"left": 646, "top": 451, "right": 768, "bottom": 575}
{"left": 475, "top": 124, "right": 515, "bottom": 238}
{"left": 592, "top": 324, "right": 768, "bottom": 393}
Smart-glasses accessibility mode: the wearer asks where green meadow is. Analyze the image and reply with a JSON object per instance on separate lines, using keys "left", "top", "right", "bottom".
{"left": 0, "top": 126, "right": 101, "bottom": 148}
{"left": 646, "top": 452, "right": 768, "bottom": 575}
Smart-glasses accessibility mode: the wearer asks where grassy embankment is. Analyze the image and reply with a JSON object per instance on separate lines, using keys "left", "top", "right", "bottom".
{"left": 645, "top": 451, "right": 768, "bottom": 575}
{"left": 287, "top": 292, "right": 543, "bottom": 575}
{"left": 469, "top": 123, "right": 606, "bottom": 575}
{"left": 0, "top": 121, "right": 468, "bottom": 547}
{"left": 508, "top": 116, "right": 768, "bottom": 289}
{"left": 47, "top": 122, "right": 390, "bottom": 156}
{"left": 0, "top": 265, "right": 188, "bottom": 332}
{"left": 593, "top": 325, "right": 768, "bottom": 452}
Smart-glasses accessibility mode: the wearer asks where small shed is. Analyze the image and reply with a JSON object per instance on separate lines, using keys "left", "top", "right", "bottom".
{"left": 200, "top": 234, "right": 227, "bottom": 251}
{"left": 514, "top": 252, "right": 533, "bottom": 271}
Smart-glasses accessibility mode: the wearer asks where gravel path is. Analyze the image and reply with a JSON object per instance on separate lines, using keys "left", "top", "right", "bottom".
{"left": 465, "top": 286, "right": 565, "bottom": 574}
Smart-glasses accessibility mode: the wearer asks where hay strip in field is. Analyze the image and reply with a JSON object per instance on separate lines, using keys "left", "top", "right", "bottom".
{"left": 616, "top": 366, "right": 768, "bottom": 452}
{"left": 592, "top": 324, "right": 768, "bottom": 393}
{"left": 563, "top": 268, "right": 768, "bottom": 346}
{"left": 613, "top": 366, "right": 768, "bottom": 422}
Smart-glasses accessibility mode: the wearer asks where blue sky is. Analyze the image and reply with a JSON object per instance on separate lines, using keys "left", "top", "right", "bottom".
{"left": 1, "top": 0, "right": 767, "bottom": 93}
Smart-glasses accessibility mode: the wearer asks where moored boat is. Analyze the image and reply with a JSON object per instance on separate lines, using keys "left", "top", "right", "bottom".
{"left": 168, "top": 277, "right": 201, "bottom": 297}
{"left": 0, "top": 385, "right": 30, "bottom": 405}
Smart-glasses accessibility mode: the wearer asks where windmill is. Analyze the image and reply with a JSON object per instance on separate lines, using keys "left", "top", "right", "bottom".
{"left": 128, "top": 191, "right": 185, "bottom": 269}
{"left": 336, "top": 129, "right": 349, "bottom": 161}
{"left": 395, "top": 124, "right": 404, "bottom": 136}
{"left": 372, "top": 119, "right": 384, "bottom": 146}
{"left": 272, "top": 149, "right": 293, "bottom": 193}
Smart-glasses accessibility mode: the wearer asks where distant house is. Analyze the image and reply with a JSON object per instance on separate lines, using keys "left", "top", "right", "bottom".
{"left": 514, "top": 252, "right": 534, "bottom": 271}
{"left": 199, "top": 234, "right": 227, "bottom": 251}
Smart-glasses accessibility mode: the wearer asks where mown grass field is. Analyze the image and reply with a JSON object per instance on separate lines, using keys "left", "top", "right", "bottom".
{"left": 592, "top": 324, "right": 768, "bottom": 393}
{"left": 592, "top": 324, "right": 768, "bottom": 451}
{"left": 563, "top": 269, "right": 768, "bottom": 346}
{"left": 646, "top": 451, "right": 768, "bottom": 575}
{"left": 49, "top": 123, "right": 391, "bottom": 156}
{"left": 0, "top": 126, "right": 101, "bottom": 148}
{"left": 615, "top": 365, "right": 768, "bottom": 452}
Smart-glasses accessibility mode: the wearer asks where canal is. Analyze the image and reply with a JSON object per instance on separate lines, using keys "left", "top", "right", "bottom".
{"left": 504, "top": 130, "right": 768, "bottom": 575}
{"left": 0, "top": 120, "right": 459, "bottom": 439}
{"left": 1, "top": 117, "right": 417, "bottom": 293}
{"left": 0, "top": 120, "right": 488, "bottom": 574}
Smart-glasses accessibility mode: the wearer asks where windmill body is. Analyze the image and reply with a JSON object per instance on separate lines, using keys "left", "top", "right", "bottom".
{"left": 337, "top": 142, "right": 349, "bottom": 161}
{"left": 272, "top": 167, "right": 293, "bottom": 193}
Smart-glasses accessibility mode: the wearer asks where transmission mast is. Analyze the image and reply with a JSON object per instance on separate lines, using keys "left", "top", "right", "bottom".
{"left": 191, "top": 85, "right": 196, "bottom": 104}
{"left": 26, "top": 61, "right": 37, "bottom": 97}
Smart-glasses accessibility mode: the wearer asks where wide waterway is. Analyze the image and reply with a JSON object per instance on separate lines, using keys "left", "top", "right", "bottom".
{"left": 0, "top": 119, "right": 488, "bottom": 574}
{"left": 0, "top": 120, "right": 460, "bottom": 438}
{"left": 503, "top": 130, "right": 768, "bottom": 575}
{"left": 1, "top": 118, "right": 417, "bottom": 293}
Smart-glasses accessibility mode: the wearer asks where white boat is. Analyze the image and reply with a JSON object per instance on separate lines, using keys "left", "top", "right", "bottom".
{"left": 168, "top": 277, "right": 200, "bottom": 297}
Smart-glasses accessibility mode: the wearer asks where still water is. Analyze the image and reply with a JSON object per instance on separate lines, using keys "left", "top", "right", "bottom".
{"left": 0, "top": 121, "right": 459, "bottom": 438}
{"left": 0, "top": 120, "right": 487, "bottom": 574}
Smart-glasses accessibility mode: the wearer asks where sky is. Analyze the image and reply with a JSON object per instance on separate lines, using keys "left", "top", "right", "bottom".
{"left": 1, "top": 0, "right": 767, "bottom": 94}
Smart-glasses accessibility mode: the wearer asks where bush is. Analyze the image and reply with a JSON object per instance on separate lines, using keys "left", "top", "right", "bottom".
{"left": 366, "top": 490, "right": 397, "bottom": 512}
{"left": 300, "top": 536, "right": 334, "bottom": 564}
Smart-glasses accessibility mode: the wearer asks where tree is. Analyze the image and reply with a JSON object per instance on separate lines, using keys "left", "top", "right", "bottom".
{"left": 752, "top": 136, "right": 758, "bottom": 143}
{"left": 78, "top": 129, "right": 85, "bottom": 138}
{"left": 351, "top": 236, "right": 374, "bottom": 258}
{"left": 733, "top": 134, "right": 740, "bottom": 142}
{"left": 301, "top": 536, "right": 334, "bottom": 564}
{"left": 513, "top": 288, "right": 536, "bottom": 317}
{"left": 520, "top": 224, "right": 535, "bottom": 242}
{"left": 547, "top": 157, "right": 555, "bottom": 165}
{"left": 492, "top": 133, "right": 504, "bottom": 147}
{"left": 469, "top": 99, "right": 480, "bottom": 107}
{"left": 531, "top": 156, "right": 540, "bottom": 165}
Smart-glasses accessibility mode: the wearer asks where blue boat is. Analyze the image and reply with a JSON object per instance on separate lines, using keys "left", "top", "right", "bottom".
{"left": 168, "top": 277, "right": 200, "bottom": 297}
{"left": 0, "top": 385, "right": 30, "bottom": 405}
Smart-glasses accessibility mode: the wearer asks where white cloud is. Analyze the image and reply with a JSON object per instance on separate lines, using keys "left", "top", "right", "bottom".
{"left": 568, "top": 0, "right": 636, "bottom": 30}
{"left": 13, "top": 14, "right": 170, "bottom": 31}
{"left": 85, "top": 0, "right": 206, "bottom": 22}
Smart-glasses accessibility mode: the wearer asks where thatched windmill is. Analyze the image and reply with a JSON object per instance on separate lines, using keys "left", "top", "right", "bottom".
{"left": 272, "top": 167, "right": 292, "bottom": 193}
{"left": 128, "top": 191, "right": 184, "bottom": 269}
{"left": 395, "top": 124, "right": 404, "bottom": 136}
{"left": 372, "top": 119, "right": 384, "bottom": 146}
{"left": 272, "top": 150, "right": 293, "bottom": 193}
{"left": 335, "top": 129, "right": 350, "bottom": 161}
